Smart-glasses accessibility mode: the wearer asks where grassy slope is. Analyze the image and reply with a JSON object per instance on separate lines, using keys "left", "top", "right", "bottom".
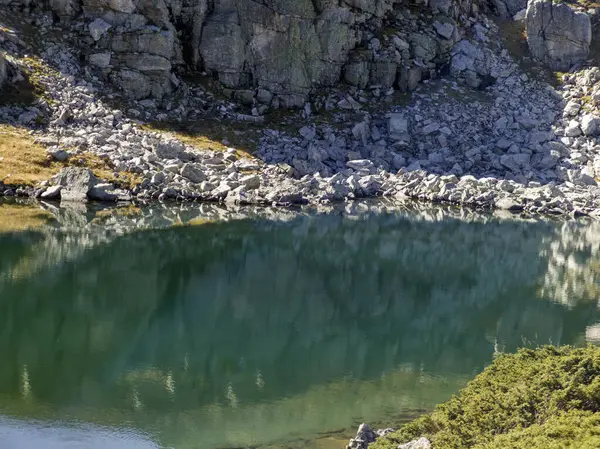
{"left": 0, "top": 124, "right": 141, "bottom": 188}
{"left": 371, "top": 346, "right": 600, "bottom": 449}
{"left": 0, "top": 124, "right": 58, "bottom": 186}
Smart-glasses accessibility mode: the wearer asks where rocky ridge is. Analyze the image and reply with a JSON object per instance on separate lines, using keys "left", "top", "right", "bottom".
{"left": 0, "top": 0, "right": 481, "bottom": 107}
{"left": 2, "top": 2, "right": 600, "bottom": 217}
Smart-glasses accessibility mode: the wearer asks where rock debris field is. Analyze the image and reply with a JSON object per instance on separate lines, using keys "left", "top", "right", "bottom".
{"left": 2, "top": 2, "right": 600, "bottom": 218}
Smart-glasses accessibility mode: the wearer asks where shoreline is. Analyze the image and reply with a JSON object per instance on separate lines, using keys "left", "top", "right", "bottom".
{"left": 3, "top": 8, "right": 600, "bottom": 218}
{"left": 346, "top": 346, "right": 600, "bottom": 449}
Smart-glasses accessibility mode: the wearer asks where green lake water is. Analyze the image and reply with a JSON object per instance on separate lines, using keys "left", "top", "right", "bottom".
{"left": 0, "top": 200, "right": 599, "bottom": 449}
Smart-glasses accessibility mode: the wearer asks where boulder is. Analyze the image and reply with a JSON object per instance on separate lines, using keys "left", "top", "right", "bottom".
{"left": 388, "top": 114, "right": 409, "bottom": 141}
{"left": 347, "top": 424, "right": 377, "bottom": 449}
{"left": 49, "top": 0, "right": 81, "bottom": 21}
{"left": 0, "top": 54, "right": 6, "bottom": 90}
{"left": 492, "top": 0, "right": 527, "bottom": 17}
{"left": 581, "top": 114, "right": 600, "bottom": 136}
{"left": 108, "top": 0, "right": 135, "bottom": 13}
{"left": 500, "top": 153, "right": 531, "bottom": 172}
{"left": 526, "top": 0, "right": 591, "bottom": 71}
{"left": 54, "top": 167, "right": 99, "bottom": 202}
{"left": 392, "top": 154, "right": 407, "bottom": 170}
{"left": 89, "top": 18, "right": 112, "bottom": 41}
{"left": 397, "top": 66, "right": 422, "bottom": 92}
{"left": 565, "top": 120, "right": 582, "bottom": 137}
{"left": 344, "top": 60, "right": 370, "bottom": 89}
{"left": 40, "top": 185, "right": 62, "bottom": 200}
{"left": 352, "top": 122, "right": 370, "bottom": 145}
{"left": 88, "top": 183, "right": 119, "bottom": 201}
{"left": 89, "top": 52, "right": 112, "bottom": 68}
{"left": 112, "top": 69, "right": 152, "bottom": 100}
{"left": 199, "top": 11, "right": 246, "bottom": 88}
{"left": 48, "top": 148, "right": 69, "bottom": 162}
{"left": 495, "top": 197, "right": 524, "bottom": 211}
{"left": 409, "top": 33, "right": 438, "bottom": 62}
{"left": 568, "top": 167, "right": 597, "bottom": 186}
{"left": 240, "top": 174, "right": 260, "bottom": 190}
{"left": 369, "top": 62, "right": 397, "bottom": 89}
{"left": 433, "top": 21, "right": 455, "bottom": 40}
{"left": 180, "top": 163, "right": 206, "bottom": 183}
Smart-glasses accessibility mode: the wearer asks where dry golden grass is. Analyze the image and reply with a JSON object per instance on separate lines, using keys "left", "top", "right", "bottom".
{"left": 0, "top": 124, "right": 58, "bottom": 186}
{"left": 66, "top": 152, "right": 141, "bottom": 189}
{"left": 0, "top": 202, "right": 55, "bottom": 233}
{"left": 0, "top": 124, "right": 141, "bottom": 188}
{"left": 142, "top": 119, "right": 259, "bottom": 160}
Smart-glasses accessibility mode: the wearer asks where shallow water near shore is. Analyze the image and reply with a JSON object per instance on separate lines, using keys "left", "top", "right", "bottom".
{"left": 0, "top": 199, "right": 599, "bottom": 449}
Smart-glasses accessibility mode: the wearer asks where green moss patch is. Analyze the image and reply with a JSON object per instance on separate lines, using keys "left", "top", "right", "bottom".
{"left": 371, "top": 346, "right": 600, "bottom": 449}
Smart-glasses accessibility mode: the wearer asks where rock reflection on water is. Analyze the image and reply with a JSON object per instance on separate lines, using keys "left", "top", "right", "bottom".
{"left": 539, "top": 220, "right": 600, "bottom": 309}
{"left": 0, "top": 200, "right": 598, "bottom": 449}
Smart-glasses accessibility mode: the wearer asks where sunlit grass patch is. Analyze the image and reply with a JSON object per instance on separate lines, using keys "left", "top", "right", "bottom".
{"left": 0, "top": 124, "right": 57, "bottom": 186}
{"left": 0, "top": 124, "right": 141, "bottom": 188}
{"left": 142, "top": 120, "right": 259, "bottom": 160}
{"left": 66, "top": 152, "right": 141, "bottom": 190}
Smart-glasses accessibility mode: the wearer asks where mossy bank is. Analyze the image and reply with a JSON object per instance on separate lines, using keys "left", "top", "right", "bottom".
{"left": 370, "top": 346, "right": 600, "bottom": 449}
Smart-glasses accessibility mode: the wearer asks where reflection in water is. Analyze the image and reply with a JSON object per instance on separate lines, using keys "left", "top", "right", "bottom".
{"left": 0, "top": 417, "right": 158, "bottom": 449}
{"left": 539, "top": 220, "right": 600, "bottom": 309}
{"left": 0, "top": 202, "right": 598, "bottom": 449}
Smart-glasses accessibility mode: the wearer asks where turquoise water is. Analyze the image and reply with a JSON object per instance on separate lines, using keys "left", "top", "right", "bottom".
{"left": 0, "top": 201, "right": 599, "bottom": 449}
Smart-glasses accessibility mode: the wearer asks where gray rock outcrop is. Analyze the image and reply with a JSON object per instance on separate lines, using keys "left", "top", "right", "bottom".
{"left": 347, "top": 423, "right": 377, "bottom": 449}
{"left": 525, "top": 0, "right": 591, "bottom": 71}
{"left": 0, "top": 53, "right": 7, "bottom": 89}
{"left": 491, "top": 0, "right": 526, "bottom": 17}
{"left": 53, "top": 167, "right": 99, "bottom": 202}
{"left": 3, "top": 0, "right": 479, "bottom": 105}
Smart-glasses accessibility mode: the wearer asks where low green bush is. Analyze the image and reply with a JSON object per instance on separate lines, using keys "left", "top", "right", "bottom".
{"left": 371, "top": 346, "right": 600, "bottom": 449}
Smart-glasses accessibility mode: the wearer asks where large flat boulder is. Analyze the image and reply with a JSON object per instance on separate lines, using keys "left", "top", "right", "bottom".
{"left": 54, "top": 167, "right": 99, "bottom": 202}
{"left": 526, "top": 0, "right": 591, "bottom": 71}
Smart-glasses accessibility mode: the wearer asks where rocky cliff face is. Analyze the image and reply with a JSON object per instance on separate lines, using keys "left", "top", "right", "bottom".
{"left": 0, "top": 54, "right": 6, "bottom": 89}
{"left": 2, "top": 0, "right": 480, "bottom": 106}
{"left": 526, "top": 0, "right": 591, "bottom": 71}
